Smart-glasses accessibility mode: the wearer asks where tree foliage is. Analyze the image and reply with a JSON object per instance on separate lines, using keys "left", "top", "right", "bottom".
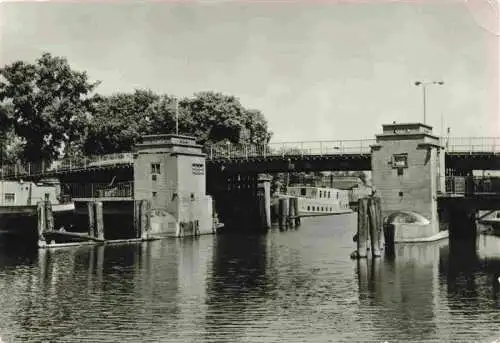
{"left": 0, "top": 53, "right": 273, "bottom": 160}
{"left": 84, "top": 90, "right": 272, "bottom": 154}
{"left": 180, "top": 92, "right": 271, "bottom": 145}
{"left": 0, "top": 53, "right": 99, "bottom": 161}
{"left": 83, "top": 90, "right": 162, "bottom": 154}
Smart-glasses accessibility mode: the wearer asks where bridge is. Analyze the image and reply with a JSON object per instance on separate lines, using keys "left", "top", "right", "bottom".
{"left": 1, "top": 123, "right": 499, "bottom": 242}
{"left": 0, "top": 137, "right": 499, "bottom": 178}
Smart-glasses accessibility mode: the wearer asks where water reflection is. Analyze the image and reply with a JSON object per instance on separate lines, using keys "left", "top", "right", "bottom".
{"left": 0, "top": 219, "right": 499, "bottom": 342}
{"left": 357, "top": 241, "right": 445, "bottom": 341}
{"left": 444, "top": 236, "right": 500, "bottom": 310}
{"left": 204, "top": 234, "right": 274, "bottom": 343}
{"left": 0, "top": 238, "right": 217, "bottom": 342}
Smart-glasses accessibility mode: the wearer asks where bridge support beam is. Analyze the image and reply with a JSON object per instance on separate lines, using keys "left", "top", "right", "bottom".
{"left": 448, "top": 208, "right": 477, "bottom": 241}
{"left": 207, "top": 172, "right": 274, "bottom": 232}
{"left": 439, "top": 199, "right": 478, "bottom": 241}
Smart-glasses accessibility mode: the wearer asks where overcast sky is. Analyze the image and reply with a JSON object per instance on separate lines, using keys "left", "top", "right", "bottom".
{"left": 0, "top": 0, "right": 498, "bottom": 141}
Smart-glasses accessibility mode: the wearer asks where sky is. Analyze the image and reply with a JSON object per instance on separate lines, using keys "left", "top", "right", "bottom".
{"left": 0, "top": 0, "right": 499, "bottom": 142}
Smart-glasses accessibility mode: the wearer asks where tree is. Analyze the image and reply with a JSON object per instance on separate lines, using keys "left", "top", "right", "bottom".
{"left": 0, "top": 53, "right": 99, "bottom": 162}
{"left": 83, "top": 90, "right": 274, "bottom": 155}
{"left": 241, "top": 109, "right": 272, "bottom": 145}
{"left": 179, "top": 92, "right": 246, "bottom": 144}
{"left": 1, "top": 54, "right": 273, "bottom": 159}
{"left": 83, "top": 90, "right": 159, "bottom": 154}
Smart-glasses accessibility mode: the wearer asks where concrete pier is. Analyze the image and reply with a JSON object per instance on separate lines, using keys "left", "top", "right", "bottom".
{"left": 134, "top": 134, "right": 216, "bottom": 238}
{"left": 371, "top": 123, "right": 446, "bottom": 242}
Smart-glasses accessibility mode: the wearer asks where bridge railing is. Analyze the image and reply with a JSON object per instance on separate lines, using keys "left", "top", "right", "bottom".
{"left": 1, "top": 136, "right": 499, "bottom": 177}
{"left": 205, "top": 139, "right": 376, "bottom": 160}
{"left": 0, "top": 152, "right": 134, "bottom": 178}
{"left": 63, "top": 181, "right": 134, "bottom": 199}
{"left": 443, "top": 176, "right": 500, "bottom": 195}
{"left": 445, "top": 137, "right": 500, "bottom": 153}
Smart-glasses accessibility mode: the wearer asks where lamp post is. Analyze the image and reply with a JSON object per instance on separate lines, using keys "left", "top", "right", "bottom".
{"left": 414, "top": 81, "right": 444, "bottom": 124}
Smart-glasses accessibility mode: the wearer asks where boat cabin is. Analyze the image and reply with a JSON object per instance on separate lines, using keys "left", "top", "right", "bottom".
{"left": 287, "top": 186, "right": 349, "bottom": 203}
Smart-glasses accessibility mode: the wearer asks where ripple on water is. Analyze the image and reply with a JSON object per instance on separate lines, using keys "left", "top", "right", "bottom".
{"left": 0, "top": 217, "right": 499, "bottom": 342}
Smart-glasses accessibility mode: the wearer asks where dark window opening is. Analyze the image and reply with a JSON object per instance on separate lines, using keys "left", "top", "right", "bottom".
{"left": 4, "top": 193, "right": 15, "bottom": 203}
{"left": 392, "top": 154, "right": 408, "bottom": 168}
{"left": 151, "top": 163, "right": 161, "bottom": 174}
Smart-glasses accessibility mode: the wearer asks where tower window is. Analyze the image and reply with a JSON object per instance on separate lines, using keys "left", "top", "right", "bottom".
{"left": 392, "top": 154, "right": 408, "bottom": 168}
{"left": 151, "top": 163, "right": 161, "bottom": 174}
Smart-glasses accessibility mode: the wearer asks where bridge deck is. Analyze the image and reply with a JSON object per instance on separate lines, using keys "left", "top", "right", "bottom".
{"left": 0, "top": 137, "right": 499, "bottom": 178}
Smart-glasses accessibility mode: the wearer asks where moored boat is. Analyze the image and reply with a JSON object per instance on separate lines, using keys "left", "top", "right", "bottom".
{"left": 479, "top": 211, "right": 500, "bottom": 235}
{"left": 273, "top": 185, "right": 353, "bottom": 216}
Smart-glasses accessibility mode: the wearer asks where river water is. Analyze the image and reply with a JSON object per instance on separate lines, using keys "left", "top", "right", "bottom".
{"left": 0, "top": 214, "right": 499, "bottom": 342}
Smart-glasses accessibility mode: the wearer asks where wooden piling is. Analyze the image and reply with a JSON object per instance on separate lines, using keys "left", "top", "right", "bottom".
{"left": 292, "top": 197, "right": 300, "bottom": 226}
{"left": 44, "top": 200, "right": 54, "bottom": 232}
{"left": 95, "top": 201, "right": 104, "bottom": 241}
{"left": 256, "top": 175, "right": 272, "bottom": 231}
{"left": 134, "top": 200, "right": 141, "bottom": 238}
{"left": 288, "top": 197, "right": 296, "bottom": 228}
{"left": 88, "top": 201, "right": 96, "bottom": 238}
{"left": 271, "top": 202, "right": 279, "bottom": 224}
{"left": 140, "top": 199, "right": 151, "bottom": 240}
{"left": 368, "top": 197, "right": 382, "bottom": 257}
{"left": 263, "top": 182, "right": 271, "bottom": 230}
{"left": 357, "top": 198, "right": 369, "bottom": 258}
{"left": 257, "top": 191, "right": 268, "bottom": 230}
{"left": 375, "top": 197, "right": 384, "bottom": 249}
{"left": 278, "top": 197, "right": 289, "bottom": 228}
{"left": 37, "top": 201, "right": 46, "bottom": 248}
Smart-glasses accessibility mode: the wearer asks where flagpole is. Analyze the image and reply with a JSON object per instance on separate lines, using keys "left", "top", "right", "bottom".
{"left": 175, "top": 98, "right": 179, "bottom": 135}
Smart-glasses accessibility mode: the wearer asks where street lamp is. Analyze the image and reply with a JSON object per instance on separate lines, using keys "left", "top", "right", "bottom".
{"left": 414, "top": 81, "right": 444, "bottom": 124}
